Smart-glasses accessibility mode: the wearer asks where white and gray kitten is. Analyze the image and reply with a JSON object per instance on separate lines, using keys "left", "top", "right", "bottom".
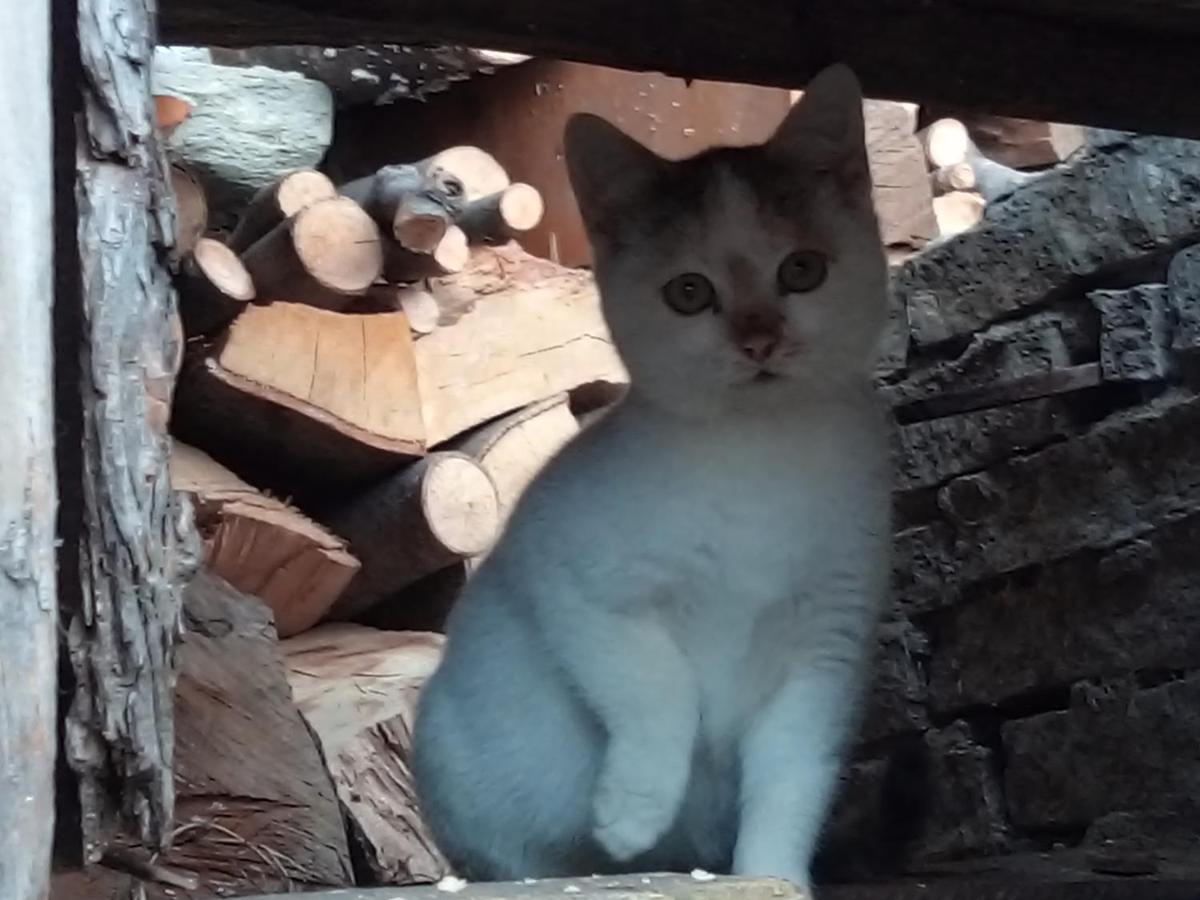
{"left": 412, "top": 64, "right": 892, "bottom": 894}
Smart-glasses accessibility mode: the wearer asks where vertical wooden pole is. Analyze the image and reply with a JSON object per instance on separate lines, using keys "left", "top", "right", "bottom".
{"left": 0, "top": 0, "right": 59, "bottom": 895}
{"left": 58, "top": 0, "right": 201, "bottom": 864}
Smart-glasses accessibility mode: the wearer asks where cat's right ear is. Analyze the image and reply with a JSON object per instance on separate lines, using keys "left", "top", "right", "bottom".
{"left": 564, "top": 113, "right": 664, "bottom": 235}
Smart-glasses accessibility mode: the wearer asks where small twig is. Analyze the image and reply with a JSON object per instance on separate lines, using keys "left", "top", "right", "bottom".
{"left": 100, "top": 847, "right": 201, "bottom": 891}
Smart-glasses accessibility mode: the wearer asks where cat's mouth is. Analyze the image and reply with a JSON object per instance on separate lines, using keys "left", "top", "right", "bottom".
{"left": 751, "top": 370, "right": 781, "bottom": 384}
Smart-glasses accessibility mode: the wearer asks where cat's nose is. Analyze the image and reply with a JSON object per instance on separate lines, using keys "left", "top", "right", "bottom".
{"left": 739, "top": 332, "right": 779, "bottom": 364}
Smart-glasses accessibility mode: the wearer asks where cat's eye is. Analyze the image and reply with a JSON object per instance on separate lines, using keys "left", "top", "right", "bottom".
{"left": 662, "top": 273, "right": 717, "bottom": 316}
{"left": 777, "top": 250, "right": 828, "bottom": 294}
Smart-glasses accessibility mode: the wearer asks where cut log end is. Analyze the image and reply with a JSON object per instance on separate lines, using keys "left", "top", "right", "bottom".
{"left": 277, "top": 169, "right": 339, "bottom": 219}
{"left": 293, "top": 196, "right": 385, "bottom": 294}
{"left": 423, "top": 145, "right": 510, "bottom": 202}
{"left": 921, "top": 118, "right": 971, "bottom": 169}
{"left": 421, "top": 453, "right": 500, "bottom": 556}
{"left": 194, "top": 238, "right": 255, "bottom": 301}
{"left": 394, "top": 210, "right": 450, "bottom": 254}
{"left": 399, "top": 287, "right": 440, "bottom": 334}
{"left": 458, "top": 182, "right": 546, "bottom": 245}
{"left": 498, "top": 183, "right": 544, "bottom": 231}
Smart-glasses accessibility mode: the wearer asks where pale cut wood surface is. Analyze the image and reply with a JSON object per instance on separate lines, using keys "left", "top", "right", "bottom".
{"left": 170, "top": 442, "right": 360, "bottom": 637}
{"left": 421, "top": 243, "right": 627, "bottom": 445}
{"left": 284, "top": 625, "right": 450, "bottom": 883}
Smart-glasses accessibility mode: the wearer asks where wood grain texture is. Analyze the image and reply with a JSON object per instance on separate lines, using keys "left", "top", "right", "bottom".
{"left": 420, "top": 243, "right": 627, "bottom": 445}
{"left": 0, "top": 0, "right": 58, "bottom": 894}
{"left": 170, "top": 443, "right": 360, "bottom": 637}
{"left": 159, "top": 0, "right": 1200, "bottom": 138}
{"left": 284, "top": 625, "right": 450, "bottom": 884}
{"left": 63, "top": 0, "right": 202, "bottom": 864}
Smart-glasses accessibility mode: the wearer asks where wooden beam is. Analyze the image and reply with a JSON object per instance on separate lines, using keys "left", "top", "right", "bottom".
{"left": 0, "top": 0, "right": 58, "bottom": 896}
{"left": 160, "top": 0, "right": 1200, "bottom": 137}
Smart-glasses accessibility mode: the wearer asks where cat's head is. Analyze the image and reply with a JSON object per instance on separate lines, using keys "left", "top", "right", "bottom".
{"left": 564, "top": 64, "right": 887, "bottom": 417}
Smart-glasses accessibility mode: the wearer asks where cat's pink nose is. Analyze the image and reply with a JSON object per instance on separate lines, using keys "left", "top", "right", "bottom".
{"left": 740, "top": 332, "right": 779, "bottom": 364}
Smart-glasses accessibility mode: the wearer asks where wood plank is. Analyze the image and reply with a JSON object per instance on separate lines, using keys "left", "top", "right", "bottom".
{"left": 159, "top": 0, "right": 1200, "bottom": 138}
{"left": 0, "top": 0, "right": 58, "bottom": 894}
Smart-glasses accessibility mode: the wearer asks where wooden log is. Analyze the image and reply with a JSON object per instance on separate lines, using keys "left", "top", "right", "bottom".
{"left": 919, "top": 118, "right": 971, "bottom": 169}
{"left": 63, "top": 0, "right": 202, "bottom": 865}
{"left": 227, "top": 168, "right": 337, "bottom": 253}
{"left": 170, "top": 442, "right": 361, "bottom": 637}
{"left": 931, "top": 162, "right": 977, "bottom": 195}
{"left": 358, "top": 564, "right": 469, "bottom": 633}
{"left": 165, "top": 572, "right": 353, "bottom": 894}
{"left": 339, "top": 162, "right": 462, "bottom": 252}
{"left": 170, "top": 163, "right": 208, "bottom": 256}
{"left": 241, "top": 195, "right": 383, "bottom": 310}
{"left": 456, "top": 182, "right": 545, "bottom": 245}
{"left": 422, "top": 144, "right": 509, "bottom": 202}
{"left": 173, "top": 302, "right": 426, "bottom": 492}
{"left": 932, "top": 190, "right": 986, "bottom": 239}
{"left": 283, "top": 625, "right": 451, "bottom": 884}
{"left": 150, "top": 47, "right": 334, "bottom": 215}
{"left": 450, "top": 394, "right": 578, "bottom": 525}
{"left": 326, "top": 452, "right": 501, "bottom": 620}
{"left": 1, "top": 0, "right": 57, "bottom": 894}
{"left": 965, "top": 114, "right": 1086, "bottom": 169}
{"left": 383, "top": 223, "right": 470, "bottom": 282}
{"left": 175, "top": 237, "right": 255, "bottom": 338}
{"left": 352, "top": 284, "right": 442, "bottom": 335}
{"left": 419, "top": 242, "right": 628, "bottom": 444}
{"left": 154, "top": 93, "right": 193, "bottom": 134}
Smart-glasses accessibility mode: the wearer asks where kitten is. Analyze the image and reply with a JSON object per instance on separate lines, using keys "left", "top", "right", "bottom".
{"left": 412, "top": 64, "right": 892, "bottom": 894}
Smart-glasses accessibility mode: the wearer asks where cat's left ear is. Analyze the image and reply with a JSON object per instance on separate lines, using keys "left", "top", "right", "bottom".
{"left": 767, "top": 64, "right": 869, "bottom": 191}
{"left": 564, "top": 113, "right": 665, "bottom": 237}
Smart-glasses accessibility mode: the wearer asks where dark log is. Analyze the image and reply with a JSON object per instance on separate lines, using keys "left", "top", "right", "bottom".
{"left": 170, "top": 163, "right": 207, "bottom": 257}
{"left": 1, "top": 0, "right": 58, "bottom": 896}
{"left": 159, "top": 1, "right": 1200, "bottom": 139}
{"left": 227, "top": 168, "right": 336, "bottom": 253}
{"left": 176, "top": 237, "right": 255, "bottom": 338}
{"left": 339, "top": 162, "right": 463, "bottom": 251}
{"left": 241, "top": 195, "right": 383, "bottom": 309}
{"left": 326, "top": 452, "right": 500, "bottom": 620}
{"left": 456, "top": 182, "right": 545, "bottom": 245}
{"left": 209, "top": 44, "right": 528, "bottom": 107}
{"left": 62, "top": 0, "right": 201, "bottom": 866}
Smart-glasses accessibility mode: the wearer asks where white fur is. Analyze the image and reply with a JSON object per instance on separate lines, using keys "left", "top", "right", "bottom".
{"left": 412, "top": 65, "right": 892, "bottom": 894}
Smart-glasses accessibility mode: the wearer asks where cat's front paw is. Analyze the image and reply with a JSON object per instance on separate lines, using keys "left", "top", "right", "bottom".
{"left": 592, "top": 759, "right": 683, "bottom": 860}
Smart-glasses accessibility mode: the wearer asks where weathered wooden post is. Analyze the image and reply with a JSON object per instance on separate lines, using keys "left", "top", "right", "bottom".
{"left": 0, "top": 0, "right": 59, "bottom": 896}
{"left": 54, "top": 0, "right": 200, "bottom": 871}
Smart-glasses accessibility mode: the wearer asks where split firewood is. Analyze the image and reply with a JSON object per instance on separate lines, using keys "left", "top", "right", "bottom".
{"left": 964, "top": 115, "right": 1085, "bottom": 169}
{"left": 930, "top": 162, "right": 978, "bottom": 196}
{"left": 383, "top": 223, "right": 470, "bottom": 282}
{"left": 339, "top": 163, "right": 464, "bottom": 253}
{"left": 174, "top": 301, "right": 425, "bottom": 491}
{"left": 283, "top": 625, "right": 451, "bottom": 884}
{"left": 170, "top": 163, "right": 208, "bottom": 256}
{"left": 456, "top": 182, "right": 545, "bottom": 246}
{"left": 325, "top": 452, "right": 501, "bottom": 620}
{"left": 449, "top": 394, "right": 578, "bottom": 528}
{"left": 241, "top": 195, "right": 383, "bottom": 310}
{"left": 176, "top": 237, "right": 255, "bottom": 338}
{"left": 933, "top": 191, "right": 987, "bottom": 239}
{"left": 919, "top": 118, "right": 972, "bottom": 169}
{"left": 419, "top": 243, "right": 628, "bottom": 444}
{"left": 170, "top": 442, "right": 360, "bottom": 637}
{"left": 864, "top": 100, "right": 938, "bottom": 251}
{"left": 420, "top": 144, "right": 510, "bottom": 202}
{"left": 227, "top": 168, "right": 337, "bottom": 253}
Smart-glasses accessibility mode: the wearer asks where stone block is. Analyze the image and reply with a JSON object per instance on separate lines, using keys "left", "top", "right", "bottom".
{"left": 1090, "top": 284, "right": 1171, "bottom": 382}
{"left": 894, "top": 136, "right": 1200, "bottom": 346}
{"left": 860, "top": 618, "right": 930, "bottom": 742}
{"left": 1168, "top": 243, "right": 1200, "bottom": 354}
{"left": 1003, "top": 675, "right": 1200, "bottom": 831}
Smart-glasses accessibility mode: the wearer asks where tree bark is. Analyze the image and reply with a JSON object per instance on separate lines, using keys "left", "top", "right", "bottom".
{"left": 176, "top": 237, "right": 255, "bottom": 338}
{"left": 0, "top": 0, "right": 58, "bottom": 896}
{"left": 227, "top": 168, "right": 336, "bottom": 253}
{"left": 456, "top": 183, "right": 545, "bottom": 245}
{"left": 64, "top": 0, "right": 202, "bottom": 864}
